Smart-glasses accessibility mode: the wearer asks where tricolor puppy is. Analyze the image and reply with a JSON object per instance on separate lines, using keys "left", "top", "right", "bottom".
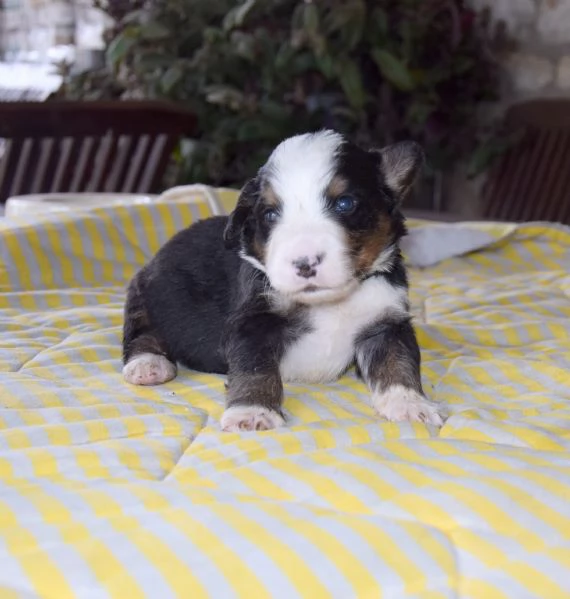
{"left": 122, "top": 130, "right": 445, "bottom": 431}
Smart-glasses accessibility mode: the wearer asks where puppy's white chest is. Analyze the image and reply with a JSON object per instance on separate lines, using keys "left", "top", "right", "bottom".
{"left": 279, "top": 278, "right": 407, "bottom": 383}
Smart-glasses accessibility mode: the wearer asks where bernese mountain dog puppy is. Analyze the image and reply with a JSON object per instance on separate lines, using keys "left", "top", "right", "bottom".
{"left": 122, "top": 130, "right": 445, "bottom": 431}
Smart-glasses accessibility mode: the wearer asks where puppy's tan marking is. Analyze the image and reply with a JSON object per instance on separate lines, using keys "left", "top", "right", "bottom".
{"left": 352, "top": 214, "right": 393, "bottom": 274}
{"left": 260, "top": 182, "right": 280, "bottom": 208}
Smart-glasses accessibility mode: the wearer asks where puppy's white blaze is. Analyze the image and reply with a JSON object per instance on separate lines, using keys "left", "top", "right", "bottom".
{"left": 280, "top": 277, "right": 408, "bottom": 383}
{"left": 123, "top": 353, "right": 177, "bottom": 386}
{"left": 267, "top": 131, "right": 343, "bottom": 209}
{"left": 264, "top": 131, "right": 352, "bottom": 296}
{"left": 372, "top": 384, "right": 445, "bottom": 427}
{"left": 220, "top": 405, "right": 285, "bottom": 432}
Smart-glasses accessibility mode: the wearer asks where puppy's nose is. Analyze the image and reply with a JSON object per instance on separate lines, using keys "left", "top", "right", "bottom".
{"left": 293, "top": 254, "right": 324, "bottom": 279}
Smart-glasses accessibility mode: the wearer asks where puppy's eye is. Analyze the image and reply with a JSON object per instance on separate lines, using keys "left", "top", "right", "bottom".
{"left": 334, "top": 195, "right": 357, "bottom": 215}
{"left": 263, "top": 208, "right": 279, "bottom": 223}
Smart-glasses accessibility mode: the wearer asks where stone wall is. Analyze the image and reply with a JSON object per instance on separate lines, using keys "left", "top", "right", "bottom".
{"left": 471, "top": 0, "right": 570, "bottom": 102}
{"left": 0, "top": 0, "right": 108, "bottom": 67}
{"left": 1, "top": 0, "right": 75, "bottom": 60}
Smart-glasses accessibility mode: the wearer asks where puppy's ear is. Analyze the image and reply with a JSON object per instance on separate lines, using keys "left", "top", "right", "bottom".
{"left": 223, "top": 177, "right": 259, "bottom": 250}
{"left": 376, "top": 141, "right": 424, "bottom": 200}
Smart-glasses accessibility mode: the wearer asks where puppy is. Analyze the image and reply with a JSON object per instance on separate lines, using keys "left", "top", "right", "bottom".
{"left": 122, "top": 130, "right": 445, "bottom": 431}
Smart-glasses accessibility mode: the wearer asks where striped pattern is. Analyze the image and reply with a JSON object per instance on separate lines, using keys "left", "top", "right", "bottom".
{"left": 1, "top": 192, "right": 570, "bottom": 598}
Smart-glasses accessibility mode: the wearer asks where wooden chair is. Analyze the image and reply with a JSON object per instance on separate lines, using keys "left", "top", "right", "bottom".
{"left": 482, "top": 99, "right": 570, "bottom": 224}
{"left": 0, "top": 101, "right": 197, "bottom": 203}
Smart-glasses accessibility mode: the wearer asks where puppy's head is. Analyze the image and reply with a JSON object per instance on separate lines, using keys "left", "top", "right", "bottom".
{"left": 224, "top": 130, "right": 423, "bottom": 305}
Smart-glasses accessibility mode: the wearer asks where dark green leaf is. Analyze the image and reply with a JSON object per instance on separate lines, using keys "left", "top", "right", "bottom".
{"left": 204, "top": 85, "right": 245, "bottom": 110}
{"left": 138, "top": 21, "right": 170, "bottom": 41}
{"left": 223, "top": 0, "right": 257, "bottom": 31}
{"left": 311, "top": 34, "right": 327, "bottom": 57}
{"left": 466, "top": 143, "right": 496, "bottom": 178}
{"left": 398, "top": 20, "right": 413, "bottom": 62}
{"left": 203, "top": 27, "right": 223, "bottom": 44}
{"left": 236, "top": 119, "right": 283, "bottom": 142}
{"left": 274, "top": 45, "right": 295, "bottom": 70}
{"left": 330, "top": 105, "right": 359, "bottom": 122}
{"left": 106, "top": 32, "right": 136, "bottom": 66}
{"left": 135, "top": 51, "right": 173, "bottom": 70}
{"left": 344, "top": 1, "right": 365, "bottom": 49}
{"left": 323, "top": 1, "right": 364, "bottom": 50}
{"left": 291, "top": 3, "right": 305, "bottom": 32}
{"left": 371, "top": 49, "right": 415, "bottom": 91}
{"left": 372, "top": 7, "right": 388, "bottom": 37}
{"left": 454, "top": 56, "right": 475, "bottom": 74}
{"left": 121, "top": 9, "right": 146, "bottom": 25}
{"left": 337, "top": 58, "right": 366, "bottom": 110}
{"left": 406, "top": 100, "right": 434, "bottom": 126}
{"left": 316, "top": 53, "right": 335, "bottom": 79}
{"left": 343, "top": 20, "right": 364, "bottom": 50}
{"left": 291, "top": 52, "right": 316, "bottom": 75}
{"left": 303, "top": 3, "right": 319, "bottom": 35}
{"left": 230, "top": 32, "right": 256, "bottom": 62}
{"left": 259, "top": 100, "right": 291, "bottom": 121}
{"left": 161, "top": 65, "right": 183, "bottom": 93}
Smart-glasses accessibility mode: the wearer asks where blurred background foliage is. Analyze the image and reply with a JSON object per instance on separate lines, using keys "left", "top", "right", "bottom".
{"left": 60, "top": 0, "right": 514, "bottom": 196}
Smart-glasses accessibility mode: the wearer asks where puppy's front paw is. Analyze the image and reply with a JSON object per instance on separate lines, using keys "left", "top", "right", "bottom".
{"left": 221, "top": 405, "right": 285, "bottom": 432}
{"left": 123, "top": 353, "right": 177, "bottom": 386}
{"left": 372, "top": 385, "right": 445, "bottom": 427}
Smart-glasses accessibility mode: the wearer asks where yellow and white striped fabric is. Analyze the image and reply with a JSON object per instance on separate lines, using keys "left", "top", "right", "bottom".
{"left": 1, "top": 192, "right": 570, "bottom": 598}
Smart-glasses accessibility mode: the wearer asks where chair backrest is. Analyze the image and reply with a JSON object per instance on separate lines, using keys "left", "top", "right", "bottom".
{"left": 482, "top": 100, "right": 570, "bottom": 224}
{"left": 0, "top": 100, "right": 197, "bottom": 203}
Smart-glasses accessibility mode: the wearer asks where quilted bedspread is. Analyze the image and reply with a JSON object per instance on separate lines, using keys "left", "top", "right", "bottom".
{"left": 1, "top": 192, "right": 570, "bottom": 599}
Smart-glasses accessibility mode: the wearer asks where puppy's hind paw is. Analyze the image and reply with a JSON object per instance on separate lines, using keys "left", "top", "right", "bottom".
{"left": 373, "top": 385, "right": 445, "bottom": 427}
{"left": 221, "top": 405, "right": 285, "bottom": 432}
{"left": 123, "top": 353, "right": 177, "bottom": 386}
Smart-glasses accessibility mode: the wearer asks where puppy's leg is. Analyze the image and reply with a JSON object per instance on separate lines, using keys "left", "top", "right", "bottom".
{"left": 122, "top": 275, "right": 177, "bottom": 386}
{"left": 355, "top": 314, "right": 445, "bottom": 426}
{"left": 221, "top": 312, "right": 287, "bottom": 432}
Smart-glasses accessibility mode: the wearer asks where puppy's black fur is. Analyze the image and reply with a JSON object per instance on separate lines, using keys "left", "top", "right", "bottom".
{"left": 124, "top": 217, "right": 242, "bottom": 374}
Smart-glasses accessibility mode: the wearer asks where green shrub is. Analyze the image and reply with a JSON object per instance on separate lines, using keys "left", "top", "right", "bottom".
{"left": 62, "top": 0, "right": 512, "bottom": 190}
